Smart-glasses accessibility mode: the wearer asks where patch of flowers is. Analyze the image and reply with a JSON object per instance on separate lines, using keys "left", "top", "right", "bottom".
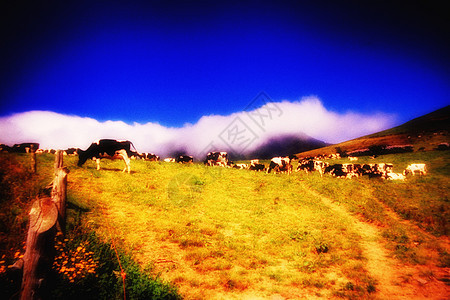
{"left": 0, "top": 255, "right": 6, "bottom": 274}
{"left": 53, "top": 233, "right": 98, "bottom": 282}
{"left": 0, "top": 243, "right": 25, "bottom": 274}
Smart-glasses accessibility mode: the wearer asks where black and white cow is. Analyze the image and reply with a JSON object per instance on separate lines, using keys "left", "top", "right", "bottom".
{"left": 205, "top": 152, "right": 229, "bottom": 167}
{"left": 176, "top": 155, "right": 194, "bottom": 164}
{"left": 361, "top": 163, "right": 393, "bottom": 179}
{"left": 267, "top": 157, "right": 292, "bottom": 174}
{"left": 297, "top": 160, "right": 329, "bottom": 176}
{"left": 77, "top": 139, "right": 135, "bottom": 173}
{"left": 11, "top": 143, "right": 40, "bottom": 153}
{"left": 325, "top": 164, "right": 347, "bottom": 178}
{"left": 141, "top": 153, "right": 160, "bottom": 161}
{"left": 248, "top": 159, "right": 265, "bottom": 171}
{"left": 65, "top": 148, "right": 78, "bottom": 156}
{"left": 233, "top": 163, "right": 248, "bottom": 169}
{"left": 296, "top": 160, "right": 315, "bottom": 173}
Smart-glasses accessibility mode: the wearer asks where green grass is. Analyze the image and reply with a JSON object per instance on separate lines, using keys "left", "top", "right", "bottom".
{"left": 300, "top": 151, "right": 450, "bottom": 265}
{"left": 1, "top": 150, "right": 449, "bottom": 299}
{"left": 63, "top": 158, "right": 379, "bottom": 298}
{"left": 0, "top": 153, "right": 181, "bottom": 300}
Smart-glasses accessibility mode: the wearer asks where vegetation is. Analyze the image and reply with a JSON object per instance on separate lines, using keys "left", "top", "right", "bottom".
{"left": 301, "top": 152, "right": 449, "bottom": 266}
{"left": 0, "top": 150, "right": 448, "bottom": 299}
{"left": 297, "top": 105, "right": 450, "bottom": 158}
{"left": 0, "top": 153, "right": 180, "bottom": 300}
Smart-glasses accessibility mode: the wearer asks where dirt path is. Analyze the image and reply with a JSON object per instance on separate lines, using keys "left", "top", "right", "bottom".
{"left": 303, "top": 185, "right": 450, "bottom": 299}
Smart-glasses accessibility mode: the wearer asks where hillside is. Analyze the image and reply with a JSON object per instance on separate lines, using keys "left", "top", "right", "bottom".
{"left": 245, "top": 133, "right": 328, "bottom": 160}
{"left": 296, "top": 105, "right": 450, "bottom": 158}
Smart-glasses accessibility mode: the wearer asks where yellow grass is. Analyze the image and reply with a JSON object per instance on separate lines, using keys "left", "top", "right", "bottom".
{"left": 4, "top": 152, "right": 447, "bottom": 299}
{"left": 67, "top": 159, "right": 377, "bottom": 299}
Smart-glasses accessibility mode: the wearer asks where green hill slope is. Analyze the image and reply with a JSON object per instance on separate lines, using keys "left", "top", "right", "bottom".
{"left": 296, "top": 105, "right": 450, "bottom": 158}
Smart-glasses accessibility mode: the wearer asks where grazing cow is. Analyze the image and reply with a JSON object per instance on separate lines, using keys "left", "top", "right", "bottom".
{"left": 233, "top": 163, "right": 248, "bottom": 169}
{"left": 129, "top": 151, "right": 142, "bottom": 160}
{"left": 142, "top": 153, "right": 159, "bottom": 161}
{"left": 164, "top": 158, "right": 176, "bottom": 162}
{"left": 65, "top": 148, "right": 78, "bottom": 156}
{"left": 371, "top": 163, "right": 394, "bottom": 178}
{"left": 176, "top": 155, "right": 193, "bottom": 164}
{"left": 249, "top": 163, "right": 265, "bottom": 171}
{"left": 360, "top": 164, "right": 374, "bottom": 175}
{"left": 325, "top": 164, "right": 348, "bottom": 178}
{"left": 267, "top": 157, "right": 292, "bottom": 174}
{"left": 403, "top": 163, "right": 427, "bottom": 176}
{"left": 297, "top": 160, "right": 315, "bottom": 173}
{"left": 250, "top": 159, "right": 259, "bottom": 165}
{"left": 77, "top": 139, "right": 135, "bottom": 173}
{"left": 298, "top": 160, "right": 328, "bottom": 176}
{"left": 205, "top": 152, "right": 229, "bottom": 167}
{"left": 340, "top": 164, "right": 355, "bottom": 178}
{"left": 330, "top": 153, "right": 340, "bottom": 159}
{"left": 386, "top": 172, "right": 406, "bottom": 181}
{"left": 248, "top": 159, "right": 265, "bottom": 171}
{"left": 11, "top": 143, "right": 40, "bottom": 153}
{"left": 325, "top": 163, "right": 364, "bottom": 178}
{"left": 314, "top": 161, "right": 329, "bottom": 177}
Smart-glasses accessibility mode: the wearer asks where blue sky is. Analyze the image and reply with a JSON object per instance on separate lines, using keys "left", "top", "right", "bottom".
{"left": 0, "top": 1, "right": 448, "bottom": 154}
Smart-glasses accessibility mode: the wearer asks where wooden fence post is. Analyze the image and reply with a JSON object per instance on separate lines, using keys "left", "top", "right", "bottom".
{"left": 52, "top": 164, "right": 69, "bottom": 233}
{"left": 54, "top": 150, "right": 64, "bottom": 173}
{"left": 20, "top": 150, "right": 69, "bottom": 299}
{"left": 53, "top": 151, "right": 69, "bottom": 232}
{"left": 20, "top": 197, "right": 58, "bottom": 300}
{"left": 30, "top": 144, "right": 37, "bottom": 174}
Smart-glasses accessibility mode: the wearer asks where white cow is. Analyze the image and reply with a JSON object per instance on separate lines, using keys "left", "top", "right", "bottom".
{"left": 403, "top": 163, "right": 427, "bottom": 176}
{"left": 267, "top": 157, "right": 292, "bottom": 174}
{"left": 386, "top": 172, "right": 406, "bottom": 181}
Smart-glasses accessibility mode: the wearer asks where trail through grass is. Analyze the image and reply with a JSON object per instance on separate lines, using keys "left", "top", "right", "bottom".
{"left": 302, "top": 184, "right": 437, "bottom": 299}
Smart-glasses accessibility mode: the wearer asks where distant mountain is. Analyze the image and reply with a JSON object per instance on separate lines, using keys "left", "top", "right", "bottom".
{"left": 296, "top": 105, "right": 450, "bottom": 158}
{"left": 243, "top": 134, "right": 329, "bottom": 160}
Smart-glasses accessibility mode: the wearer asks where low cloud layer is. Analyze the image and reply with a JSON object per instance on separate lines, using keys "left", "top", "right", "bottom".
{"left": 0, "top": 97, "right": 396, "bottom": 159}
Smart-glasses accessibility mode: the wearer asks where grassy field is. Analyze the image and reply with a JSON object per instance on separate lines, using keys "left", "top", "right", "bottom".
{"left": 1, "top": 151, "right": 449, "bottom": 299}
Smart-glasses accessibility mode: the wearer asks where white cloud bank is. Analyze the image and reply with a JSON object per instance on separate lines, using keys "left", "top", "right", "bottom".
{"left": 0, "top": 97, "right": 396, "bottom": 159}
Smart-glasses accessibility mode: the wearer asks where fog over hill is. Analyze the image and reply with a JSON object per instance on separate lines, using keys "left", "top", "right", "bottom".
{"left": 0, "top": 97, "right": 395, "bottom": 160}
{"left": 246, "top": 134, "right": 329, "bottom": 160}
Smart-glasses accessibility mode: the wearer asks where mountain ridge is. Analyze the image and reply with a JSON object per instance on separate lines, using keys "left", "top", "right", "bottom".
{"left": 296, "top": 105, "right": 450, "bottom": 158}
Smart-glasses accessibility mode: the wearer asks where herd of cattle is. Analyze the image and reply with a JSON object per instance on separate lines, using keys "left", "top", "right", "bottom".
{"left": 1, "top": 140, "right": 427, "bottom": 180}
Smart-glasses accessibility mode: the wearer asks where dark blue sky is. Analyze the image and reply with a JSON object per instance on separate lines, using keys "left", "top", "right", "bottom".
{"left": 1, "top": 0, "right": 448, "bottom": 127}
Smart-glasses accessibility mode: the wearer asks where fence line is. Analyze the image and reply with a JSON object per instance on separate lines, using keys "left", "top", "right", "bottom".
{"left": 20, "top": 151, "right": 68, "bottom": 299}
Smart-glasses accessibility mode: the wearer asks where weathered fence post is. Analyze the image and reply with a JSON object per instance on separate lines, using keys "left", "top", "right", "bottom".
{"left": 20, "top": 150, "right": 69, "bottom": 299}
{"left": 52, "top": 151, "right": 69, "bottom": 233}
{"left": 54, "top": 150, "right": 64, "bottom": 173}
{"left": 30, "top": 144, "right": 37, "bottom": 174}
{"left": 20, "top": 197, "right": 58, "bottom": 300}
